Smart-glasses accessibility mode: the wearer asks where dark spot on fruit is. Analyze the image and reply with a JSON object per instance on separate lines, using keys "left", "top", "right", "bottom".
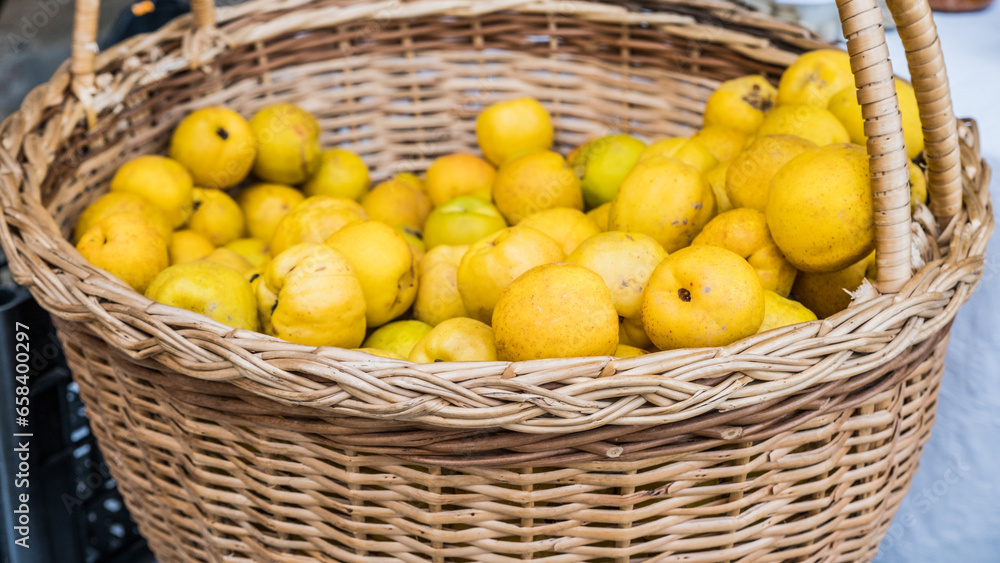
{"left": 618, "top": 316, "right": 625, "bottom": 323}
{"left": 249, "top": 273, "right": 259, "bottom": 283}
{"left": 704, "top": 286, "right": 711, "bottom": 293}
{"left": 316, "top": 266, "right": 326, "bottom": 272}
{"left": 682, "top": 219, "right": 688, "bottom": 225}
{"left": 693, "top": 203, "right": 702, "bottom": 210}
{"left": 742, "top": 84, "right": 774, "bottom": 112}
{"left": 678, "top": 288, "right": 691, "bottom": 302}
{"left": 216, "top": 127, "right": 229, "bottom": 140}
{"left": 434, "top": 359, "right": 443, "bottom": 363}
{"left": 192, "top": 200, "right": 202, "bottom": 212}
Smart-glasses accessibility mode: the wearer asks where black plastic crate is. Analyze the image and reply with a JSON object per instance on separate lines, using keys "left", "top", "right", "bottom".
{"left": 0, "top": 263, "right": 152, "bottom": 563}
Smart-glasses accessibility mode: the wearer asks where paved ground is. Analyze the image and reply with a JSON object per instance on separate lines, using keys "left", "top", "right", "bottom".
{"left": 0, "top": 0, "right": 138, "bottom": 117}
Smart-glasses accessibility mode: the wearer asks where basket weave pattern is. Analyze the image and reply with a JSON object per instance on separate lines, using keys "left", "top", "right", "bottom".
{"left": 0, "top": 0, "right": 992, "bottom": 561}
{"left": 59, "top": 318, "right": 953, "bottom": 561}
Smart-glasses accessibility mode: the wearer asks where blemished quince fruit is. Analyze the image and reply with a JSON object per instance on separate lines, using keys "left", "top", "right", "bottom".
{"left": 725, "top": 135, "right": 816, "bottom": 212}
{"left": 324, "top": 221, "right": 417, "bottom": 328}
{"left": 777, "top": 49, "right": 853, "bottom": 108}
{"left": 361, "top": 176, "right": 433, "bottom": 232}
{"left": 256, "top": 243, "right": 366, "bottom": 347}
{"left": 767, "top": 143, "right": 875, "bottom": 273}
{"left": 168, "top": 229, "right": 215, "bottom": 265}
{"left": 249, "top": 104, "right": 322, "bottom": 184}
{"left": 169, "top": 107, "right": 255, "bottom": 189}
{"left": 618, "top": 315, "right": 653, "bottom": 350}
{"left": 519, "top": 208, "right": 601, "bottom": 255}
{"left": 457, "top": 225, "right": 565, "bottom": 324}
{"left": 587, "top": 203, "right": 612, "bottom": 232}
{"left": 692, "top": 126, "right": 749, "bottom": 164}
{"left": 408, "top": 317, "right": 498, "bottom": 363}
{"left": 909, "top": 161, "right": 928, "bottom": 209}
{"left": 639, "top": 138, "right": 718, "bottom": 174}
{"left": 362, "top": 320, "right": 434, "bottom": 359}
{"left": 643, "top": 245, "right": 765, "bottom": 350}
{"left": 302, "top": 148, "right": 370, "bottom": 200}
{"left": 425, "top": 153, "right": 496, "bottom": 206}
{"left": 414, "top": 244, "right": 470, "bottom": 326}
{"left": 609, "top": 156, "right": 715, "bottom": 252}
{"left": 566, "top": 231, "right": 668, "bottom": 319}
{"left": 705, "top": 162, "right": 733, "bottom": 214}
{"left": 76, "top": 214, "right": 169, "bottom": 293}
{"left": 757, "top": 290, "right": 817, "bottom": 334}
{"left": 569, "top": 134, "right": 646, "bottom": 209}
{"left": 703, "top": 75, "right": 777, "bottom": 134}
{"left": 422, "top": 196, "right": 507, "bottom": 249}
{"left": 493, "top": 150, "right": 583, "bottom": 224}
{"left": 755, "top": 104, "right": 851, "bottom": 146}
{"left": 244, "top": 267, "right": 264, "bottom": 284}
{"left": 187, "top": 188, "right": 245, "bottom": 246}
{"left": 201, "top": 248, "right": 254, "bottom": 276}
{"left": 237, "top": 183, "right": 305, "bottom": 243}
{"left": 268, "top": 196, "right": 367, "bottom": 258}
{"left": 827, "top": 79, "right": 924, "bottom": 160}
{"left": 614, "top": 344, "right": 647, "bottom": 358}
{"left": 74, "top": 192, "right": 173, "bottom": 245}
{"left": 692, "top": 208, "right": 797, "bottom": 297}
{"left": 110, "top": 155, "right": 194, "bottom": 228}
{"left": 792, "top": 251, "right": 875, "bottom": 319}
{"left": 493, "top": 263, "right": 619, "bottom": 361}
{"left": 224, "top": 238, "right": 269, "bottom": 268}
{"left": 146, "top": 261, "right": 260, "bottom": 331}
{"left": 395, "top": 226, "right": 426, "bottom": 266}
{"left": 476, "top": 98, "right": 553, "bottom": 166}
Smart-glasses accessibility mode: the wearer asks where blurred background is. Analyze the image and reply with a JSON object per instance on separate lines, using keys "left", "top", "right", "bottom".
{"left": 0, "top": 1, "right": 996, "bottom": 562}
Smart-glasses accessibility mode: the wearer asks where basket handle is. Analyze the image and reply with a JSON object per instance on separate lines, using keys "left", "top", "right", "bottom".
{"left": 71, "top": 0, "right": 217, "bottom": 90}
{"left": 837, "top": 0, "right": 960, "bottom": 293}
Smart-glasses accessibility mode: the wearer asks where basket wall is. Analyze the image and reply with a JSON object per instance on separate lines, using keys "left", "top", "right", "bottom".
{"left": 57, "top": 315, "right": 950, "bottom": 562}
{"left": 0, "top": 1, "right": 991, "bottom": 562}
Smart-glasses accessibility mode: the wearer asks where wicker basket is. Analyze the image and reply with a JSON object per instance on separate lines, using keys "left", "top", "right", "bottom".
{"left": 0, "top": 0, "right": 992, "bottom": 561}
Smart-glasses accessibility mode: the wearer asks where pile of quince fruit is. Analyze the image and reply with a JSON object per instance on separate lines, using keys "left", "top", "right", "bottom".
{"left": 74, "top": 49, "right": 928, "bottom": 363}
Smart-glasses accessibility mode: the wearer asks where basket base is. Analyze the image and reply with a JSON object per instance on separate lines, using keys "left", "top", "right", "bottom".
{"left": 51, "top": 315, "right": 950, "bottom": 563}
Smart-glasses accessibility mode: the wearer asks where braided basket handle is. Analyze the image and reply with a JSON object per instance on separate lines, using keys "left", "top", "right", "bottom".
{"left": 839, "top": 0, "right": 960, "bottom": 292}
{"left": 71, "top": 0, "right": 216, "bottom": 90}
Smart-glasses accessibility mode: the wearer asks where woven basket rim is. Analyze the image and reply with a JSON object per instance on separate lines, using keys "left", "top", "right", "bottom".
{"left": 0, "top": 0, "right": 991, "bottom": 433}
